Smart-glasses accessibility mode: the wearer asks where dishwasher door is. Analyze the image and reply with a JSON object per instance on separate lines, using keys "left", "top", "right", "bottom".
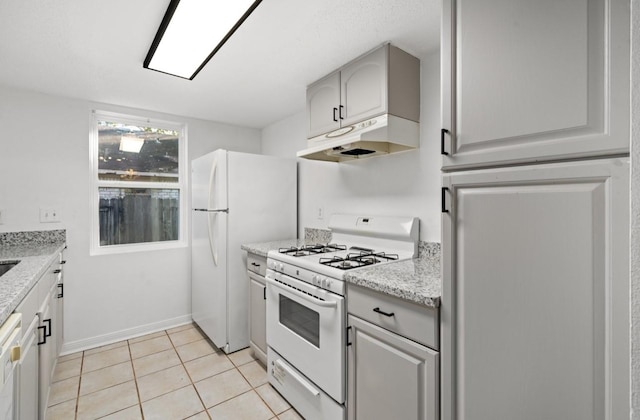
{"left": 0, "top": 313, "right": 22, "bottom": 420}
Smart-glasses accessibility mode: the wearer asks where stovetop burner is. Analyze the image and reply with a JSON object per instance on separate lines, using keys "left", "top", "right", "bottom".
{"left": 278, "top": 243, "right": 347, "bottom": 257}
{"left": 319, "top": 251, "right": 399, "bottom": 270}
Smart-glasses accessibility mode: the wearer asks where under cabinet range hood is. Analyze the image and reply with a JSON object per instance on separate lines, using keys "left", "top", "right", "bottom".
{"left": 297, "top": 114, "right": 419, "bottom": 162}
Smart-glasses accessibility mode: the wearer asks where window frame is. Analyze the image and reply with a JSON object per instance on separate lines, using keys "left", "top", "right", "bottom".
{"left": 90, "top": 110, "right": 188, "bottom": 255}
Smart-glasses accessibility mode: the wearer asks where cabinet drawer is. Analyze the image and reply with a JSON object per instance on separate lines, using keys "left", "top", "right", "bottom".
{"left": 348, "top": 284, "right": 439, "bottom": 350}
{"left": 247, "top": 254, "right": 267, "bottom": 277}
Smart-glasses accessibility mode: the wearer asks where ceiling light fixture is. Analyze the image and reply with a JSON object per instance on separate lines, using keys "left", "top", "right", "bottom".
{"left": 119, "top": 136, "right": 145, "bottom": 153}
{"left": 143, "top": 0, "right": 263, "bottom": 80}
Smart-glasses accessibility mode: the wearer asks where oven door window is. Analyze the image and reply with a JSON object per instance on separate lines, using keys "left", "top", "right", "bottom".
{"left": 279, "top": 295, "right": 320, "bottom": 348}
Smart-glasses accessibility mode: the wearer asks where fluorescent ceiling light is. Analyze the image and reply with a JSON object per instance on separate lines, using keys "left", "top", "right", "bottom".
{"left": 144, "top": 0, "right": 263, "bottom": 80}
{"left": 119, "top": 136, "right": 145, "bottom": 153}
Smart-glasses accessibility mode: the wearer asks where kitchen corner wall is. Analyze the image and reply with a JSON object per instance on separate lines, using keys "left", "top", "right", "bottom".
{"left": 0, "top": 85, "right": 261, "bottom": 351}
{"left": 261, "top": 50, "right": 442, "bottom": 242}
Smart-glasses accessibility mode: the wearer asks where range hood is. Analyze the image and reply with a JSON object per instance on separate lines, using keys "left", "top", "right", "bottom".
{"left": 297, "top": 114, "right": 419, "bottom": 162}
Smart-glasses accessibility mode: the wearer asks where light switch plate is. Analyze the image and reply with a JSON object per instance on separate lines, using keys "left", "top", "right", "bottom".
{"left": 317, "top": 206, "right": 324, "bottom": 220}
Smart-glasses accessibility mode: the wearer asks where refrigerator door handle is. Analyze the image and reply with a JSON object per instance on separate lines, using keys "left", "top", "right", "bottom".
{"left": 193, "top": 208, "right": 229, "bottom": 213}
{"left": 208, "top": 211, "right": 218, "bottom": 266}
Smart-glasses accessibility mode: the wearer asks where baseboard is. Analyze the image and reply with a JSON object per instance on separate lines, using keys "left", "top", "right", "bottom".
{"left": 60, "top": 314, "right": 193, "bottom": 355}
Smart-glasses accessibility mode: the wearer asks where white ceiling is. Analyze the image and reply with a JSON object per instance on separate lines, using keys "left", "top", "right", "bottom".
{"left": 0, "top": 0, "right": 440, "bottom": 129}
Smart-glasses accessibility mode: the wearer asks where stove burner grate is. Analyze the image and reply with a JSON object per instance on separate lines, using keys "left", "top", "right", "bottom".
{"left": 278, "top": 243, "right": 347, "bottom": 257}
{"left": 319, "top": 251, "right": 399, "bottom": 270}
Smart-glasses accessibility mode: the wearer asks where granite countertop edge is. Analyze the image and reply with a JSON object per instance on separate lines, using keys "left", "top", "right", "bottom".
{"left": 0, "top": 242, "right": 66, "bottom": 325}
{"left": 241, "top": 239, "right": 307, "bottom": 258}
{"left": 344, "top": 257, "right": 441, "bottom": 308}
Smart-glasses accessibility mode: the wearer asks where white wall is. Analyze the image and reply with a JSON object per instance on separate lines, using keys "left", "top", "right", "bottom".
{"left": 0, "top": 85, "right": 261, "bottom": 351}
{"left": 261, "top": 51, "right": 442, "bottom": 242}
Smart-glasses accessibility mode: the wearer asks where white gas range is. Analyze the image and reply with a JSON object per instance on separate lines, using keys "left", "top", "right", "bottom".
{"left": 265, "top": 214, "right": 419, "bottom": 420}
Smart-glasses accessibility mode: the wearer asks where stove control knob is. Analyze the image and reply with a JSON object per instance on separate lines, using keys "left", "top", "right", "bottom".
{"left": 321, "top": 278, "right": 327, "bottom": 287}
{"left": 268, "top": 261, "right": 275, "bottom": 270}
{"left": 312, "top": 275, "right": 318, "bottom": 285}
{"left": 277, "top": 263, "right": 284, "bottom": 271}
{"left": 326, "top": 279, "right": 332, "bottom": 288}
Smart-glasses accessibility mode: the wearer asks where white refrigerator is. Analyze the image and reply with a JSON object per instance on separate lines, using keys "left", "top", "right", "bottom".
{"left": 191, "top": 149, "right": 296, "bottom": 354}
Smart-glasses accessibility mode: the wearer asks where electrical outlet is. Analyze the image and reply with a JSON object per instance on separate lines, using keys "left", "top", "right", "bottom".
{"left": 40, "top": 208, "right": 61, "bottom": 223}
{"left": 317, "top": 206, "right": 324, "bottom": 220}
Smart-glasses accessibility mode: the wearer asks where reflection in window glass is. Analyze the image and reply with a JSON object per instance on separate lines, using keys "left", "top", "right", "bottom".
{"left": 99, "top": 188, "right": 179, "bottom": 246}
{"left": 279, "top": 295, "right": 320, "bottom": 347}
{"left": 98, "top": 121, "right": 179, "bottom": 183}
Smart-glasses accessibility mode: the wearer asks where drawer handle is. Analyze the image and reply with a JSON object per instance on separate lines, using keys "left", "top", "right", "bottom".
{"left": 53, "top": 269, "right": 61, "bottom": 274}
{"left": 373, "top": 307, "right": 395, "bottom": 317}
{"left": 251, "top": 262, "right": 260, "bottom": 267}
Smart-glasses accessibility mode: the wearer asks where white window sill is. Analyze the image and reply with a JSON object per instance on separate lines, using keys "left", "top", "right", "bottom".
{"left": 90, "top": 239, "right": 188, "bottom": 256}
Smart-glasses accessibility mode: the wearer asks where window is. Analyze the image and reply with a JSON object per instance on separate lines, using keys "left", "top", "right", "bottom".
{"left": 91, "top": 111, "right": 187, "bottom": 254}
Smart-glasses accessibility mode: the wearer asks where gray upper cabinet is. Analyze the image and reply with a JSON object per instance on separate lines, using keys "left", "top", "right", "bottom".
{"left": 307, "top": 72, "right": 341, "bottom": 138}
{"left": 441, "top": 0, "right": 630, "bottom": 170}
{"left": 306, "top": 44, "right": 420, "bottom": 139}
{"left": 340, "top": 46, "right": 388, "bottom": 127}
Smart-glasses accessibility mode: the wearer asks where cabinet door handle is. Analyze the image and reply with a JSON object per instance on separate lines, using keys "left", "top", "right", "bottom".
{"left": 373, "top": 307, "right": 395, "bottom": 317}
{"left": 441, "top": 128, "right": 450, "bottom": 155}
{"left": 57, "top": 283, "right": 64, "bottom": 299}
{"left": 333, "top": 107, "right": 338, "bottom": 122}
{"left": 44, "top": 319, "right": 52, "bottom": 337}
{"left": 37, "top": 326, "right": 47, "bottom": 345}
{"left": 339, "top": 105, "right": 344, "bottom": 120}
{"left": 442, "top": 187, "right": 450, "bottom": 213}
{"left": 263, "top": 286, "right": 266, "bottom": 300}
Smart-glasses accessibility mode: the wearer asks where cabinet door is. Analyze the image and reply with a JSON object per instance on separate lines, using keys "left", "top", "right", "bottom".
{"left": 249, "top": 274, "right": 267, "bottom": 357}
{"left": 347, "top": 315, "right": 438, "bottom": 420}
{"left": 307, "top": 72, "right": 341, "bottom": 138}
{"left": 441, "top": 158, "right": 629, "bottom": 420}
{"left": 340, "top": 46, "right": 388, "bottom": 127}
{"left": 18, "top": 316, "right": 39, "bottom": 420}
{"left": 441, "top": 0, "right": 630, "bottom": 170}
{"left": 38, "top": 301, "right": 52, "bottom": 420}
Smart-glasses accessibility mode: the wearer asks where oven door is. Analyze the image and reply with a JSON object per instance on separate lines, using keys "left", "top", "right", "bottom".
{"left": 266, "top": 269, "right": 345, "bottom": 403}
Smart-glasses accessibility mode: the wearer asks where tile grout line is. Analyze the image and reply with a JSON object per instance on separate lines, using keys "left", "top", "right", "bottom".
{"left": 168, "top": 327, "right": 212, "bottom": 419}
{"left": 127, "top": 337, "right": 146, "bottom": 420}
{"left": 75, "top": 351, "right": 85, "bottom": 420}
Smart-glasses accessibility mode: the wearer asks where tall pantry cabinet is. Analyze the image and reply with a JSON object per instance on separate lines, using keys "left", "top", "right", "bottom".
{"left": 440, "top": 1, "right": 630, "bottom": 420}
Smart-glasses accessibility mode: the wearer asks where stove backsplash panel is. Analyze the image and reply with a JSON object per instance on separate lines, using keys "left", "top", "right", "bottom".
{"left": 304, "top": 228, "right": 332, "bottom": 244}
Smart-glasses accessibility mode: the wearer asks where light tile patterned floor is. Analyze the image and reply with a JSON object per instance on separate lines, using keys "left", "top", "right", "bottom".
{"left": 46, "top": 324, "right": 304, "bottom": 420}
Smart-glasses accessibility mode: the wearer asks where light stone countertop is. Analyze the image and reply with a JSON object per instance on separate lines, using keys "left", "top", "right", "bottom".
{"left": 344, "top": 255, "right": 441, "bottom": 308}
{"left": 0, "top": 242, "right": 65, "bottom": 326}
{"left": 241, "top": 239, "right": 308, "bottom": 258}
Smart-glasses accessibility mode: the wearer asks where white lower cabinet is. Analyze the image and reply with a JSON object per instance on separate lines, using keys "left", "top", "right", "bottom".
{"left": 13, "top": 251, "right": 65, "bottom": 420}
{"left": 17, "top": 315, "right": 39, "bottom": 420}
{"left": 347, "top": 285, "right": 439, "bottom": 420}
{"left": 247, "top": 253, "right": 267, "bottom": 364}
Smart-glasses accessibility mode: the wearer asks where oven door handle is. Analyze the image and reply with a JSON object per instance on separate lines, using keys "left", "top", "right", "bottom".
{"left": 265, "top": 277, "right": 338, "bottom": 308}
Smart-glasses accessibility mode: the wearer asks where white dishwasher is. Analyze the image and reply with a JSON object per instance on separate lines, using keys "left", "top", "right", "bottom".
{"left": 0, "top": 314, "right": 21, "bottom": 420}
